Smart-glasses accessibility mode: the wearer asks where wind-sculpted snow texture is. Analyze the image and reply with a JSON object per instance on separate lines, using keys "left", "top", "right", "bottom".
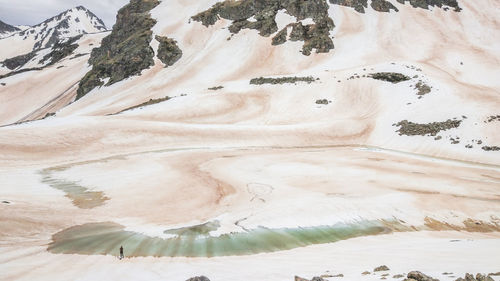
{"left": 1, "top": 0, "right": 500, "bottom": 280}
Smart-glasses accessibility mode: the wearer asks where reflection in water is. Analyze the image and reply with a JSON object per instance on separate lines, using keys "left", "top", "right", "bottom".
{"left": 48, "top": 220, "right": 398, "bottom": 257}
{"left": 40, "top": 169, "right": 109, "bottom": 209}
{"left": 164, "top": 221, "right": 221, "bottom": 236}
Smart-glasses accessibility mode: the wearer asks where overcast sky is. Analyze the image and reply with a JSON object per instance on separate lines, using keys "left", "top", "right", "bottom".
{"left": 0, "top": 0, "right": 129, "bottom": 29}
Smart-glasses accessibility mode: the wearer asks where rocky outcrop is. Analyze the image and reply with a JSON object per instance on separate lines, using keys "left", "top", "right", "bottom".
{"left": 2, "top": 52, "right": 36, "bottom": 70}
{"left": 330, "top": 0, "right": 368, "bottom": 13}
{"left": 415, "top": 81, "right": 431, "bottom": 96}
{"left": 332, "top": 0, "right": 460, "bottom": 12}
{"left": 404, "top": 271, "right": 439, "bottom": 281}
{"left": 250, "top": 76, "right": 317, "bottom": 85}
{"left": 114, "top": 96, "right": 171, "bottom": 114}
{"left": 454, "top": 273, "right": 494, "bottom": 281}
{"left": 76, "top": 0, "right": 160, "bottom": 100}
{"left": 371, "top": 0, "right": 399, "bottom": 12}
{"left": 0, "top": 20, "right": 20, "bottom": 35}
{"left": 192, "top": 0, "right": 334, "bottom": 56}
{"left": 395, "top": 0, "right": 461, "bottom": 12}
{"left": 375, "top": 265, "right": 390, "bottom": 272}
{"left": 395, "top": 119, "right": 462, "bottom": 136}
{"left": 39, "top": 35, "right": 82, "bottom": 66}
{"left": 369, "top": 72, "right": 411, "bottom": 83}
{"left": 185, "top": 276, "right": 210, "bottom": 281}
{"left": 481, "top": 146, "right": 500, "bottom": 151}
{"left": 294, "top": 276, "right": 325, "bottom": 281}
{"left": 155, "top": 35, "right": 182, "bottom": 67}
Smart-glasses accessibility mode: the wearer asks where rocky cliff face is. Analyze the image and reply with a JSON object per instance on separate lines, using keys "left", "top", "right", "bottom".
{"left": 192, "top": 0, "right": 335, "bottom": 56}
{"left": 76, "top": 0, "right": 160, "bottom": 100}
{"left": 0, "top": 20, "right": 20, "bottom": 39}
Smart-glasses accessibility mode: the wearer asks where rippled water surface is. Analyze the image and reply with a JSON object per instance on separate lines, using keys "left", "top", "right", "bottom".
{"left": 48, "top": 220, "right": 394, "bottom": 257}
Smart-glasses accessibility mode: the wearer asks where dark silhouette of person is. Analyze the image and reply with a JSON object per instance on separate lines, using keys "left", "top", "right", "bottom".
{"left": 119, "top": 246, "right": 124, "bottom": 259}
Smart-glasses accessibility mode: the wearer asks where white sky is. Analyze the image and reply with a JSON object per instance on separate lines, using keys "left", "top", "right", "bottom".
{"left": 0, "top": 0, "right": 130, "bottom": 29}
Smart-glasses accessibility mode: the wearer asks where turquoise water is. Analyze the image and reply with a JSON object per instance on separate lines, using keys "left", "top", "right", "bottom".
{"left": 48, "top": 220, "right": 394, "bottom": 257}
{"left": 39, "top": 169, "right": 109, "bottom": 209}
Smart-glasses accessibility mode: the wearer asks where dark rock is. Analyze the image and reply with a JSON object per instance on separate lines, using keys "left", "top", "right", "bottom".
{"left": 486, "top": 115, "right": 500, "bottom": 123}
{"left": 369, "top": 72, "right": 411, "bottom": 83}
{"left": 295, "top": 276, "right": 310, "bottom": 281}
{"left": 0, "top": 20, "right": 20, "bottom": 33}
{"left": 406, "top": 271, "right": 439, "bottom": 281}
{"left": 481, "top": 146, "right": 500, "bottom": 151}
{"left": 395, "top": 119, "right": 462, "bottom": 136}
{"left": 395, "top": 0, "right": 461, "bottom": 12}
{"left": 250, "top": 76, "right": 317, "bottom": 85}
{"left": 192, "top": 0, "right": 334, "bottom": 56}
{"left": 272, "top": 27, "right": 288, "bottom": 45}
{"left": 186, "top": 276, "right": 210, "bottom": 281}
{"left": 155, "top": 35, "right": 182, "bottom": 67}
{"left": 362, "top": 271, "right": 371, "bottom": 275}
{"left": 330, "top": 0, "right": 368, "bottom": 13}
{"left": 114, "top": 96, "right": 170, "bottom": 114}
{"left": 415, "top": 81, "right": 431, "bottom": 96}
{"left": 39, "top": 35, "right": 82, "bottom": 66}
{"left": 371, "top": 0, "right": 399, "bottom": 12}
{"left": 316, "top": 99, "right": 330, "bottom": 105}
{"left": 2, "top": 52, "right": 36, "bottom": 70}
{"left": 375, "top": 265, "right": 390, "bottom": 272}
{"left": 394, "top": 274, "right": 405, "bottom": 278}
{"left": 475, "top": 273, "right": 494, "bottom": 281}
{"left": 208, "top": 86, "right": 224, "bottom": 91}
{"left": 77, "top": 0, "right": 160, "bottom": 100}
{"left": 312, "top": 277, "right": 326, "bottom": 281}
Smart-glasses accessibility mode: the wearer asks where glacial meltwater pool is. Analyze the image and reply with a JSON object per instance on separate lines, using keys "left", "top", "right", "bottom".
{"left": 48, "top": 220, "right": 397, "bottom": 257}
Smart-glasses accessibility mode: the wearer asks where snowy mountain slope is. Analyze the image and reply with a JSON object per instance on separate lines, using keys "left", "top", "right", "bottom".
{"left": 0, "top": 6, "right": 106, "bottom": 61}
{"left": 32, "top": 0, "right": 494, "bottom": 163}
{"left": 0, "top": 1, "right": 499, "bottom": 280}
{"left": 0, "top": 32, "right": 109, "bottom": 126}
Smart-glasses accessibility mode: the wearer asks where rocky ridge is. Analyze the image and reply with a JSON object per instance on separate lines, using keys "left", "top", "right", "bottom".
{"left": 0, "top": 20, "right": 21, "bottom": 39}
{"left": 76, "top": 0, "right": 161, "bottom": 100}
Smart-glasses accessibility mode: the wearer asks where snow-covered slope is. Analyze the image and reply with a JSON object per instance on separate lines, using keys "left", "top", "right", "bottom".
{"left": 0, "top": 6, "right": 106, "bottom": 61}
{"left": 0, "top": 1, "right": 499, "bottom": 280}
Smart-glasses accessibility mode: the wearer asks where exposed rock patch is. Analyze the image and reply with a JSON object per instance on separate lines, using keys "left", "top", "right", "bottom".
{"left": 114, "top": 96, "right": 170, "bottom": 114}
{"left": 369, "top": 72, "right": 411, "bottom": 83}
{"left": 415, "top": 81, "right": 431, "bottom": 96}
{"left": 250, "top": 76, "right": 317, "bottom": 85}
{"left": 395, "top": 119, "right": 462, "bottom": 136}
{"left": 39, "top": 35, "right": 82, "bottom": 66}
{"left": 208, "top": 86, "right": 224, "bottom": 91}
{"left": 192, "top": 0, "right": 335, "bottom": 56}
{"left": 481, "top": 146, "right": 500, "bottom": 152}
{"left": 454, "top": 273, "right": 494, "bottom": 281}
{"left": 316, "top": 99, "right": 331, "bottom": 105}
{"left": 404, "top": 271, "right": 439, "bottom": 281}
{"left": 155, "top": 35, "right": 182, "bottom": 67}
{"left": 485, "top": 115, "right": 500, "bottom": 123}
{"left": 375, "top": 265, "right": 390, "bottom": 272}
{"left": 76, "top": 0, "right": 160, "bottom": 100}
{"left": 2, "top": 52, "right": 36, "bottom": 70}
{"left": 185, "top": 277, "right": 210, "bottom": 281}
{"left": 371, "top": 0, "right": 399, "bottom": 12}
{"left": 395, "top": 0, "right": 461, "bottom": 12}
{"left": 330, "top": 0, "right": 368, "bottom": 13}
